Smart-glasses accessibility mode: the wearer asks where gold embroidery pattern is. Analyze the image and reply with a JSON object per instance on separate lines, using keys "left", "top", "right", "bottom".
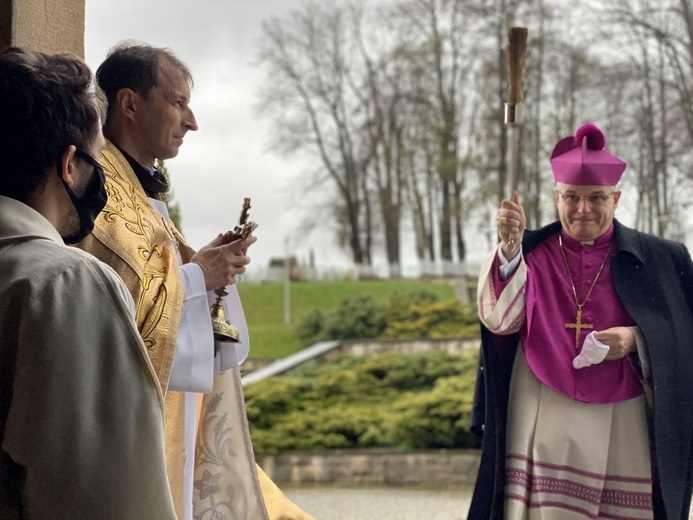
{"left": 102, "top": 176, "right": 161, "bottom": 263}
{"left": 98, "top": 152, "right": 176, "bottom": 353}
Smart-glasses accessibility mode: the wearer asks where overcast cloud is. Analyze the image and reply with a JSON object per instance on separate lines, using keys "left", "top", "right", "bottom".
{"left": 85, "top": 0, "right": 354, "bottom": 274}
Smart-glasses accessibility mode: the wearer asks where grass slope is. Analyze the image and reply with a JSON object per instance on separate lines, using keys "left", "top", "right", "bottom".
{"left": 237, "top": 280, "right": 458, "bottom": 358}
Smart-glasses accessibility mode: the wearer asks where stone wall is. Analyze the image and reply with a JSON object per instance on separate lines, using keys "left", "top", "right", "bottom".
{"left": 256, "top": 449, "right": 481, "bottom": 487}
{"left": 1, "top": 0, "right": 84, "bottom": 56}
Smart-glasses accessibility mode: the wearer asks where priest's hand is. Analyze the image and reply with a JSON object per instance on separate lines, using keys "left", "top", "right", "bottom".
{"left": 217, "top": 228, "right": 257, "bottom": 256}
{"left": 595, "top": 327, "right": 636, "bottom": 360}
{"left": 191, "top": 233, "right": 257, "bottom": 290}
{"left": 498, "top": 191, "right": 525, "bottom": 260}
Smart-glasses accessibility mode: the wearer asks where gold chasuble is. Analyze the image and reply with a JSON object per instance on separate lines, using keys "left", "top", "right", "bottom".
{"left": 78, "top": 142, "right": 313, "bottom": 520}
{"left": 81, "top": 143, "right": 182, "bottom": 387}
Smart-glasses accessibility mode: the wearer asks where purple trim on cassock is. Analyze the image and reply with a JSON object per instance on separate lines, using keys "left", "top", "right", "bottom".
{"left": 521, "top": 225, "right": 643, "bottom": 404}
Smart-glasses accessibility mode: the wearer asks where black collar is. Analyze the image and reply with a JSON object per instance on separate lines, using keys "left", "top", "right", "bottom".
{"left": 613, "top": 220, "right": 645, "bottom": 264}
{"left": 115, "top": 145, "right": 169, "bottom": 200}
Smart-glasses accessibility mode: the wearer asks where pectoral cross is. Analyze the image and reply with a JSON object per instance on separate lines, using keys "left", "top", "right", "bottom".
{"left": 565, "top": 305, "right": 593, "bottom": 350}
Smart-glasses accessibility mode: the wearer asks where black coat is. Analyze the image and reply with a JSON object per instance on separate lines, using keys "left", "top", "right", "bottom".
{"left": 467, "top": 220, "right": 693, "bottom": 520}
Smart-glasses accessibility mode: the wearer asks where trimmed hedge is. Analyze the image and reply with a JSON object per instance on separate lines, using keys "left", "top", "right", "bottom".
{"left": 245, "top": 350, "right": 481, "bottom": 454}
{"left": 296, "top": 290, "right": 478, "bottom": 346}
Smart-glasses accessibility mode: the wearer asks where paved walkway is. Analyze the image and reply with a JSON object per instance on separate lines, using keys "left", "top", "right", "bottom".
{"left": 284, "top": 485, "right": 472, "bottom": 520}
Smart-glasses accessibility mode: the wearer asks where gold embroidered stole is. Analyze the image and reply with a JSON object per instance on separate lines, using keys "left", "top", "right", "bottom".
{"left": 79, "top": 141, "right": 183, "bottom": 390}
{"left": 76, "top": 141, "right": 187, "bottom": 516}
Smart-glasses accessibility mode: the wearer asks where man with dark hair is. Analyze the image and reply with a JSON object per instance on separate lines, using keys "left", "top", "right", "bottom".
{"left": 77, "top": 41, "right": 313, "bottom": 520}
{"left": 0, "top": 47, "right": 175, "bottom": 518}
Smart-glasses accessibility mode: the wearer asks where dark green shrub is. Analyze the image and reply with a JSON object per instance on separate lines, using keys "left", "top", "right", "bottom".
{"left": 384, "top": 374, "right": 480, "bottom": 450}
{"left": 295, "top": 290, "right": 479, "bottom": 346}
{"left": 244, "top": 378, "right": 308, "bottom": 429}
{"left": 322, "top": 296, "right": 386, "bottom": 339}
{"left": 295, "top": 309, "right": 325, "bottom": 345}
{"left": 247, "top": 351, "right": 481, "bottom": 454}
{"left": 381, "top": 291, "right": 440, "bottom": 323}
{"left": 382, "top": 300, "right": 478, "bottom": 340}
{"left": 296, "top": 296, "right": 387, "bottom": 345}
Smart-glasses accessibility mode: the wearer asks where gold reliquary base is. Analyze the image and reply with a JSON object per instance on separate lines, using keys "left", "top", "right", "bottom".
{"left": 210, "top": 288, "right": 240, "bottom": 342}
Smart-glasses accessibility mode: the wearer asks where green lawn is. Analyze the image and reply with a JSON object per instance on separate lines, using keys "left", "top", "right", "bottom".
{"left": 237, "top": 280, "right": 459, "bottom": 359}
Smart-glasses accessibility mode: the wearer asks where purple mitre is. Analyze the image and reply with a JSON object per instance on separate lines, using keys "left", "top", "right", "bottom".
{"left": 550, "top": 123, "right": 626, "bottom": 186}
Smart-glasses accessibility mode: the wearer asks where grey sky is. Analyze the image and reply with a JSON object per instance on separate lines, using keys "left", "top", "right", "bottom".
{"left": 85, "top": 0, "right": 352, "bottom": 273}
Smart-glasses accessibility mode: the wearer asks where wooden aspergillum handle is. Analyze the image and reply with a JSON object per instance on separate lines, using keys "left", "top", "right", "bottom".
{"left": 506, "top": 27, "right": 528, "bottom": 105}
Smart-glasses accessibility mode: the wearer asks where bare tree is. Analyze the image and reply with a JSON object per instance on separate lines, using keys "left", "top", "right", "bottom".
{"left": 591, "top": 0, "right": 691, "bottom": 239}
{"left": 391, "top": 0, "right": 483, "bottom": 271}
{"left": 256, "top": 2, "right": 373, "bottom": 267}
{"left": 352, "top": 4, "right": 407, "bottom": 277}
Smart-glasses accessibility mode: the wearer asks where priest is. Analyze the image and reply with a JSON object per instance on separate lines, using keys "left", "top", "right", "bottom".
{"left": 77, "top": 42, "right": 312, "bottom": 520}
{"left": 468, "top": 123, "right": 693, "bottom": 519}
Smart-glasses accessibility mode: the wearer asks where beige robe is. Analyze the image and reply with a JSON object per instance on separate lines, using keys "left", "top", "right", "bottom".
{"left": 0, "top": 195, "right": 175, "bottom": 519}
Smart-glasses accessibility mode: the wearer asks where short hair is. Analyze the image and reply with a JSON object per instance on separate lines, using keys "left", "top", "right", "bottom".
{"left": 96, "top": 41, "right": 193, "bottom": 121}
{"left": 0, "top": 47, "right": 106, "bottom": 202}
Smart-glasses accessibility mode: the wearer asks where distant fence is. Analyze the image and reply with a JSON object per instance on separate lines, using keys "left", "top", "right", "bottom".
{"left": 256, "top": 449, "right": 481, "bottom": 487}
{"left": 241, "top": 260, "right": 482, "bottom": 283}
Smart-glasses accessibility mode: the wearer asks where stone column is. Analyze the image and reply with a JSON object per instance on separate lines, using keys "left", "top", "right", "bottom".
{"left": 0, "top": 0, "right": 84, "bottom": 57}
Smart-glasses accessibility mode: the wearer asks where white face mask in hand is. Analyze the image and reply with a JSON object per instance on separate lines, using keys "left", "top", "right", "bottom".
{"left": 573, "top": 331, "right": 610, "bottom": 369}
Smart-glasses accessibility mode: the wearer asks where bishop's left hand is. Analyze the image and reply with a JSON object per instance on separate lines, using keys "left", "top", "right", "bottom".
{"left": 594, "top": 327, "right": 636, "bottom": 360}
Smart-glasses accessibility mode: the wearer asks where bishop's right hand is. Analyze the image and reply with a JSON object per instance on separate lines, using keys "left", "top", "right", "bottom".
{"left": 497, "top": 191, "right": 525, "bottom": 260}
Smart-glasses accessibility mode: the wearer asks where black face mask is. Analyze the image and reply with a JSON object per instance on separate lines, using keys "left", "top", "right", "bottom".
{"left": 59, "top": 148, "right": 108, "bottom": 244}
